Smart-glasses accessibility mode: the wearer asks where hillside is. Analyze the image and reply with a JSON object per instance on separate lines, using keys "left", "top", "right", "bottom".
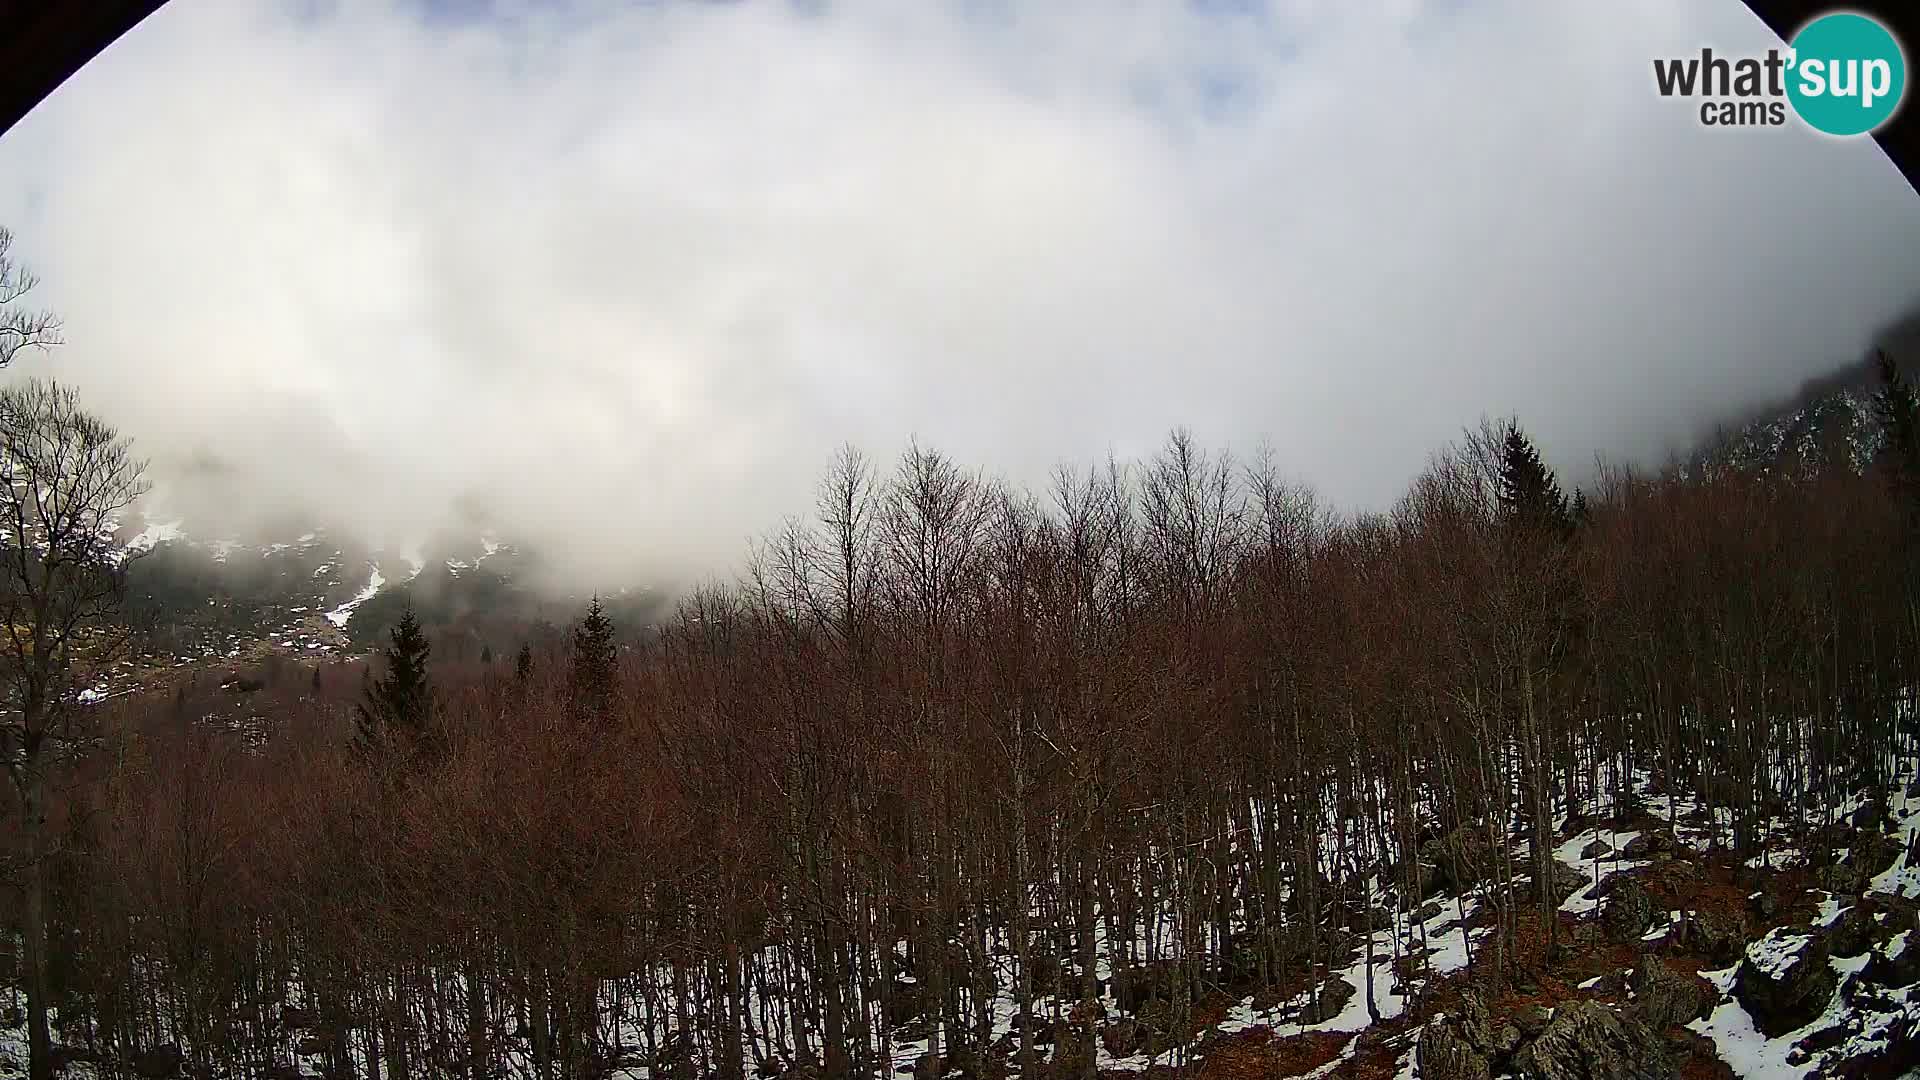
{"left": 25, "top": 311, "right": 1920, "bottom": 1080}
{"left": 1702, "top": 303, "right": 1920, "bottom": 476}
{"left": 89, "top": 517, "right": 665, "bottom": 698}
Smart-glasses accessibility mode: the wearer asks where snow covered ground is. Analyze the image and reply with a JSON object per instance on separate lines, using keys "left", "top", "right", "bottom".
{"left": 324, "top": 562, "right": 385, "bottom": 628}
{"left": 3, "top": 747, "right": 1915, "bottom": 1079}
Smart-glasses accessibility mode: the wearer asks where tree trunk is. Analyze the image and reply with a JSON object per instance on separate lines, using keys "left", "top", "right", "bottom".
{"left": 22, "top": 770, "right": 51, "bottom": 1080}
{"left": 466, "top": 954, "right": 487, "bottom": 1080}
{"left": 1010, "top": 715, "right": 1035, "bottom": 1078}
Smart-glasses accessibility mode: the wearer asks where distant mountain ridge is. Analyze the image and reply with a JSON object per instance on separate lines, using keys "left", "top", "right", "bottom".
{"left": 111, "top": 520, "right": 519, "bottom": 655}
{"left": 1700, "top": 300, "right": 1920, "bottom": 475}
{"left": 94, "top": 512, "right": 669, "bottom": 697}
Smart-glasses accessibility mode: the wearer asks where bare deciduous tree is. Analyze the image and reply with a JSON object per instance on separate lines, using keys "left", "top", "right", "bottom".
{"left": 0, "top": 379, "right": 147, "bottom": 1080}
{"left": 0, "top": 230, "right": 60, "bottom": 368}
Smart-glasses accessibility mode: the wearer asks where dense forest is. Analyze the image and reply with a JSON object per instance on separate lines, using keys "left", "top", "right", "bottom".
{"left": 6, "top": 354, "right": 1920, "bottom": 1079}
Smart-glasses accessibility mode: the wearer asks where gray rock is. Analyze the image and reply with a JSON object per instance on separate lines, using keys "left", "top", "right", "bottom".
{"left": 1512, "top": 1000, "right": 1674, "bottom": 1080}
{"left": 1818, "top": 861, "right": 1867, "bottom": 896}
{"left": 1733, "top": 930, "right": 1837, "bottom": 1038}
{"left": 1678, "top": 909, "right": 1747, "bottom": 966}
{"left": 1851, "top": 830, "right": 1902, "bottom": 879}
{"left": 1424, "top": 826, "right": 1496, "bottom": 891}
{"left": 1863, "top": 930, "right": 1920, "bottom": 989}
{"left": 1629, "top": 955, "right": 1712, "bottom": 1030}
{"left": 1417, "top": 1020, "right": 1492, "bottom": 1080}
{"left": 1622, "top": 829, "right": 1678, "bottom": 859}
{"left": 1515, "top": 1005, "right": 1553, "bottom": 1039}
{"left": 1298, "top": 976, "right": 1356, "bottom": 1024}
{"left": 1455, "top": 990, "right": 1522, "bottom": 1057}
{"left": 1395, "top": 860, "right": 1441, "bottom": 905}
{"left": 1539, "top": 860, "right": 1590, "bottom": 906}
{"left": 1604, "top": 879, "right": 1655, "bottom": 942}
{"left": 1824, "top": 904, "right": 1875, "bottom": 959}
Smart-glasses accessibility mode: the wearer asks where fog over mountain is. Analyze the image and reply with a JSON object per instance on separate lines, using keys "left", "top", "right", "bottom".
{"left": 0, "top": 0, "right": 1917, "bottom": 589}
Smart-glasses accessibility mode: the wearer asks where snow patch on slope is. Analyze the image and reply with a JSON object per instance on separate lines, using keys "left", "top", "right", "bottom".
{"left": 124, "top": 519, "right": 183, "bottom": 554}
{"left": 326, "top": 564, "right": 385, "bottom": 628}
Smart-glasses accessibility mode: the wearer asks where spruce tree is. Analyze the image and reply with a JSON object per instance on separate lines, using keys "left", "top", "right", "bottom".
{"left": 480, "top": 643, "right": 493, "bottom": 665}
{"left": 356, "top": 607, "right": 435, "bottom": 755}
{"left": 569, "top": 596, "right": 618, "bottom": 727}
{"left": 1873, "top": 349, "right": 1920, "bottom": 505}
{"left": 515, "top": 641, "right": 534, "bottom": 683}
{"left": 1498, "top": 424, "right": 1572, "bottom": 540}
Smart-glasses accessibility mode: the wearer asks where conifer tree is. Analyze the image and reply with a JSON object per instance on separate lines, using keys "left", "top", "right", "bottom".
{"left": 1873, "top": 349, "right": 1920, "bottom": 506}
{"left": 480, "top": 643, "right": 493, "bottom": 665}
{"left": 1498, "top": 424, "right": 1572, "bottom": 539}
{"left": 515, "top": 641, "right": 534, "bottom": 683}
{"left": 357, "top": 607, "right": 435, "bottom": 755}
{"left": 569, "top": 597, "right": 617, "bottom": 727}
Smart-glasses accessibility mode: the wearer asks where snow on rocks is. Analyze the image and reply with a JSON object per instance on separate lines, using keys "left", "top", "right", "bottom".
{"left": 1734, "top": 929, "right": 1835, "bottom": 1037}
{"left": 122, "top": 518, "right": 182, "bottom": 555}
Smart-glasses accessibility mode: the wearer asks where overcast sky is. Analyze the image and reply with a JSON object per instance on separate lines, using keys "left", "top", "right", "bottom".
{"left": 0, "top": 0, "right": 1917, "bottom": 584}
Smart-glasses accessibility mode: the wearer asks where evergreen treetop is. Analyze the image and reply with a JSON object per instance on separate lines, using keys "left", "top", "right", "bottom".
{"left": 356, "top": 606, "right": 435, "bottom": 755}
{"left": 1873, "top": 349, "right": 1920, "bottom": 505}
{"left": 569, "top": 596, "right": 618, "bottom": 727}
{"left": 1498, "top": 424, "right": 1573, "bottom": 540}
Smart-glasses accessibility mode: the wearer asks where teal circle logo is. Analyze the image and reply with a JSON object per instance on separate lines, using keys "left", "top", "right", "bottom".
{"left": 1787, "top": 13, "right": 1906, "bottom": 136}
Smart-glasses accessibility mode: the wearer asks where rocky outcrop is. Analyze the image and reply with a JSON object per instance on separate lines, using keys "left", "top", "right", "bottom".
{"left": 1604, "top": 878, "right": 1656, "bottom": 942}
{"left": 1536, "top": 861, "right": 1589, "bottom": 906}
{"left": 1424, "top": 826, "right": 1496, "bottom": 891}
{"left": 1643, "top": 857, "right": 1704, "bottom": 898}
{"left": 1677, "top": 909, "right": 1748, "bottom": 965}
{"left": 1819, "top": 861, "right": 1869, "bottom": 896}
{"left": 1629, "top": 955, "right": 1713, "bottom": 1030}
{"left": 1298, "top": 976, "right": 1356, "bottom": 1024}
{"left": 1456, "top": 990, "right": 1522, "bottom": 1058}
{"left": 1511, "top": 1000, "right": 1674, "bottom": 1080}
{"left": 1733, "top": 929, "right": 1837, "bottom": 1038}
{"left": 1417, "top": 1021, "right": 1492, "bottom": 1080}
{"left": 1824, "top": 904, "right": 1876, "bottom": 959}
{"left": 1415, "top": 991, "right": 1519, "bottom": 1080}
{"left": 1863, "top": 932, "right": 1920, "bottom": 988}
{"left": 1851, "top": 829, "right": 1902, "bottom": 878}
{"left": 1621, "top": 829, "right": 1677, "bottom": 859}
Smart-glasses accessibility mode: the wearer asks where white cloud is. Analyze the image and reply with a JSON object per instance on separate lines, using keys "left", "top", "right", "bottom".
{"left": 0, "top": 0, "right": 1916, "bottom": 586}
